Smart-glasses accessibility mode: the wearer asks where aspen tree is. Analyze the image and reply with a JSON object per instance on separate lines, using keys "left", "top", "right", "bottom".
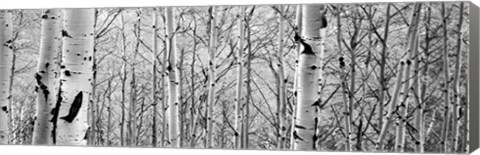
{"left": 54, "top": 9, "right": 95, "bottom": 146}
{"left": 395, "top": 4, "right": 422, "bottom": 152}
{"left": 165, "top": 7, "right": 180, "bottom": 147}
{"left": 161, "top": 9, "right": 169, "bottom": 147}
{"left": 234, "top": 6, "right": 245, "bottom": 149}
{"left": 151, "top": 7, "right": 159, "bottom": 147}
{"left": 292, "top": 4, "right": 325, "bottom": 151}
{"left": 377, "top": 3, "right": 421, "bottom": 151}
{"left": 119, "top": 13, "right": 127, "bottom": 147}
{"left": 378, "top": 3, "right": 391, "bottom": 134}
{"left": 0, "top": 10, "right": 13, "bottom": 145}
{"left": 290, "top": 5, "right": 302, "bottom": 149}
{"left": 440, "top": 3, "right": 450, "bottom": 152}
{"left": 129, "top": 9, "right": 142, "bottom": 146}
{"left": 206, "top": 6, "right": 218, "bottom": 149}
{"left": 452, "top": 2, "right": 464, "bottom": 152}
{"left": 32, "top": 9, "right": 62, "bottom": 145}
{"left": 335, "top": 5, "right": 352, "bottom": 151}
{"left": 415, "top": 4, "right": 431, "bottom": 153}
{"left": 276, "top": 5, "right": 287, "bottom": 150}
{"left": 242, "top": 7, "right": 255, "bottom": 149}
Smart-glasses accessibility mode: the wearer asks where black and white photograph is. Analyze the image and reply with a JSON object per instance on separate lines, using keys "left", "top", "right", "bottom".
{"left": 0, "top": 1, "right": 474, "bottom": 154}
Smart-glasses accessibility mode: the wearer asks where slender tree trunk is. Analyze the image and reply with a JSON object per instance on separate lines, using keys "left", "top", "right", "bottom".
{"left": 165, "top": 7, "right": 180, "bottom": 147}
{"left": 377, "top": 3, "right": 421, "bottom": 151}
{"left": 178, "top": 48, "right": 185, "bottom": 147}
{"left": 415, "top": 4, "right": 431, "bottom": 153}
{"left": 130, "top": 10, "right": 142, "bottom": 147}
{"left": 452, "top": 2, "right": 464, "bottom": 153}
{"left": 290, "top": 5, "right": 302, "bottom": 149}
{"left": 206, "top": 6, "right": 218, "bottom": 149}
{"left": 395, "top": 4, "right": 422, "bottom": 152}
{"left": 292, "top": 4, "right": 324, "bottom": 151}
{"left": 88, "top": 10, "right": 98, "bottom": 146}
{"left": 378, "top": 4, "right": 391, "bottom": 135}
{"left": 336, "top": 5, "right": 352, "bottom": 151}
{"left": 151, "top": 7, "right": 159, "bottom": 147}
{"left": 0, "top": 10, "right": 13, "bottom": 145}
{"left": 234, "top": 6, "right": 245, "bottom": 149}
{"left": 54, "top": 9, "right": 94, "bottom": 146}
{"left": 161, "top": 10, "right": 169, "bottom": 147}
{"left": 242, "top": 7, "right": 255, "bottom": 149}
{"left": 32, "top": 9, "right": 62, "bottom": 145}
{"left": 276, "top": 5, "right": 287, "bottom": 150}
{"left": 119, "top": 14, "right": 127, "bottom": 147}
{"left": 440, "top": 3, "right": 450, "bottom": 153}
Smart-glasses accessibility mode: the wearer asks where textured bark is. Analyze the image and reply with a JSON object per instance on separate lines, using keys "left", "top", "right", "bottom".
{"left": 161, "top": 10, "right": 169, "bottom": 146}
{"left": 32, "top": 9, "right": 62, "bottom": 145}
{"left": 292, "top": 4, "right": 324, "bottom": 151}
{"left": 242, "top": 7, "right": 254, "bottom": 149}
{"left": 234, "top": 6, "right": 245, "bottom": 149}
{"left": 119, "top": 14, "right": 127, "bottom": 147}
{"left": 452, "top": 2, "right": 464, "bottom": 152}
{"left": 55, "top": 9, "right": 94, "bottom": 146}
{"left": 276, "top": 5, "right": 287, "bottom": 150}
{"left": 290, "top": 5, "right": 302, "bottom": 149}
{"left": 395, "top": 3, "right": 422, "bottom": 152}
{"left": 151, "top": 7, "right": 159, "bottom": 147}
{"left": 206, "top": 6, "right": 218, "bottom": 149}
{"left": 0, "top": 10, "right": 13, "bottom": 145}
{"left": 440, "top": 3, "right": 450, "bottom": 152}
{"left": 165, "top": 7, "right": 180, "bottom": 147}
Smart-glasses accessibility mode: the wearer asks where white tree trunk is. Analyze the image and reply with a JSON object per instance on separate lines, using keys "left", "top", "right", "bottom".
{"left": 165, "top": 7, "right": 180, "bottom": 147}
{"left": 292, "top": 4, "right": 324, "bottom": 151}
{"left": 32, "top": 9, "right": 62, "bottom": 145}
{"left": 206, "top": 6, "right": 218, "bottom": 149}
{"left": 277, "top": 5, "right": 287, "bottom": 150}
{"left": 151, "top": 7, "right": 159, "bottom": 147}
{"left": 234, "top": 6, "right": 245, "bottom": 149}
{"left": 55, "top": 9, "right": 95, "bottom": 146}
{"left": 0, "top": 10, "right": 13, "bottom": 145}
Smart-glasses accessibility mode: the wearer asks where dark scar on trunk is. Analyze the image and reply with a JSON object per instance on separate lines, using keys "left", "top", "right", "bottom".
{"left": 293, "top": 130, "right": 304, "bottom": 141}
{"left": 59, "top": 91, "right": 83, "bottom": 123}
{"left": 1, "top": 106, "right": 7, "bottom": 113}
{"left": 51, "top": 81, "right": 63, "bottom": 144}
{"left": 295, "top": 125, "right": 306, "bottom": 130}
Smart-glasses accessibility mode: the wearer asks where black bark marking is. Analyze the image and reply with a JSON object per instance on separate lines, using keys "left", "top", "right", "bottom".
{"left": 299, "top": 38, "right": 315, "bottom": 55}
{"left": 59, "top": 91, "right": 83, "bottom": 123}
{"left": 313, "top": 117, "right": 319, "bottom": 149}
{"left": 61, "top": 30, "right": 72, "bottom": 38}
{"left": 64, "top": 70, "right": 71, "bottom": 76}
{"left": 51, "top": 81, "right": 63, "bottom": 144}
{"left": 35, "top": 73, "right": 50, "bottom": 102}
{"left": 45, "top": 63, "right": 50, "bottom": 68}
{"left": 1, "top": 106, "right": 7, "bottom": 113}
{"left": 83, "top": 127, "right": 90, "bottom": 140}
{"left": 295, "top": 125, "right": 306, "bottom": 130}
{"left": 60, "top": 65, "right": 66, "bottom": 69}
{"left": 41, "top": 14, "right": 48, "bottom": 19}
{"left": 293, "top": 130, "right": 304, "bottom": 141}
{"left": 310, "top": 65, "right": 318, "bottom": 70}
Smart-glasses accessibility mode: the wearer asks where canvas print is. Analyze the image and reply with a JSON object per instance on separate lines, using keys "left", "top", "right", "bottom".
{"left": 0, "top": 1, "right": 473, "bottom": 154}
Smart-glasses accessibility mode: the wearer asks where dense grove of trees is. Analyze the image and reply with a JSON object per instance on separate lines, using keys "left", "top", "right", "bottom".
{"left": 0, "top": 2, "right": 470, "bottom": 153}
